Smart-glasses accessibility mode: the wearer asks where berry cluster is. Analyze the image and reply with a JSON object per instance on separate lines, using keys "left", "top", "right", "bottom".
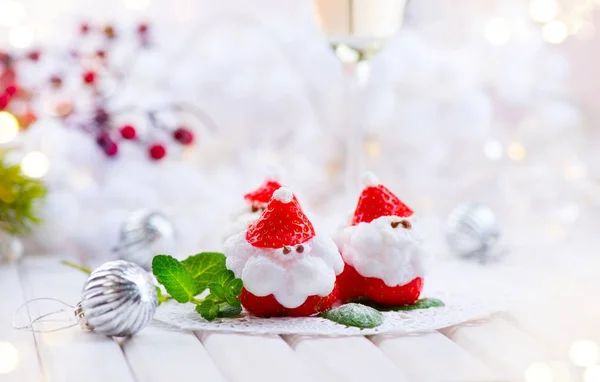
{"left": 44, "top": 21, "right": 207, "bottom": 161}
{"left": 0, "top": 51, "right": 38, "bottom": 128}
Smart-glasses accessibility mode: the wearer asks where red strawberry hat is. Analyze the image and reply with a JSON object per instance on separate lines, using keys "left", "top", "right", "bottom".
{"left": 351, "top": 173, "right": 413, "bottom": 225}
{"left": 244, "top": 180, "right": 283, "bottom": 207}
{"left": 246, "top": 187, "right": 315, "bottom": 248}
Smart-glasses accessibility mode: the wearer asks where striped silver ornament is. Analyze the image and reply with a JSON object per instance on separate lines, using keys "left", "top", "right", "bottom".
{"left": 445, "top": 203, "right": 502, "bottom": 262}
{"left": 113, "top": 209, "right": 175, "bottom": 270}
{"left": 78, "top": 260, "right": 158, "bottom": 337}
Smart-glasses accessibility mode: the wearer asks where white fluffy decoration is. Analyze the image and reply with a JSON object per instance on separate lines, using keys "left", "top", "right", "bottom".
{"left": 335, "top": 216, "right": 426, "bottom": 286}
{"left": 223, "top": 211, "right": 263, "bottom": 239}
{"left": 224, "top": 233, "right": 344, "bottom": 308}
{"left": 272, "top": 187, "right": 293, "bottom": 203}
{"left": 361, "top": 172, "right": 379, "bottom": 187}
{"left": 4, "top": 0, "right": 587, "bottom": 263}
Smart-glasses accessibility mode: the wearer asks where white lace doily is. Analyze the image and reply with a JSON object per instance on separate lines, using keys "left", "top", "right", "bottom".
{"left": 154, "top": 290, "right": 506, "bottom": 336}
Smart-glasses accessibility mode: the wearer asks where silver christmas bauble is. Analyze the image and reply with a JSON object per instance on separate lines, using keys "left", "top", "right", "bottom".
{"left": 113, "top": 209, "right": 175, "bottom": 270}
{"left": 445, "top": 203, "right": 502, "bottom": 262}
{"left": 77, "top": 260, "right": 158, "bottom": 337}
{"left": 0, "top": 231, "right": 23, "bottom": 264}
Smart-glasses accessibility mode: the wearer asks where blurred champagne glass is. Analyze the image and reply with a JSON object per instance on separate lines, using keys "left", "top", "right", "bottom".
{"left": 313, "top": 0, "right": 408, "bottom": 196}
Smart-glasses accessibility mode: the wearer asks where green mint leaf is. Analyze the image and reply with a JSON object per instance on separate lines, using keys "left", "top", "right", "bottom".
{"left": 156, "top": 287, "right": 171, "bottom": 305}
{"left": 227, "top": 278, "right": 243, "bottom": 296}
{"left": 392, "top": 298, "right": 445, "bottom": 311}
{"left": 322, "top": 303, "right": 384, "bottom": 329}
{"left": 209, "top": 304, "right": 220, "bottom": 318}
{"left": 182, "top": 252, "right": 227, "bottom": 292}
{"left": 196, "top": 299, "right": 218, "bottom": 321}
{"left": 225, "top": 295, "right": 241, "bottom": 307}
{"left": 152, "top": 255, "right": 198, "bottom": 303}
{"left": 217, "top": 302, "right": 242, "bottom": 318}
{"left": 208, "top": 283, "right": 226, "bottom": 299}
{"left": 215, "top": 269, "right": 235, "bottom": 285}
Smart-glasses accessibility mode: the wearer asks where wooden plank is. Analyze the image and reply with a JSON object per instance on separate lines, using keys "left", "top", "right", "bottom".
{"left": 197, "top": 332, "right": 327, "bottom": 382}
{"left": 371, "top": 331, "right": 501, "bottom": 382}
{"left": 121, "top": 325, "right": 226, "bottom": 382}
{"left": 0, "top": 263, "right": 43, "bottom": 382}
{"left": 284, "top": 335, "right": 410, "bottom": 382}
{"left": 441, "top": 316, "right": 553, "bottom": 381}
{"left": 18, "top": 256, "right": 136, "bottom": 382}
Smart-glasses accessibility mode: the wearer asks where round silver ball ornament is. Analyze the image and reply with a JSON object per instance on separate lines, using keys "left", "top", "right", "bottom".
{"left": 77, "top": 260, "right": 158, "bottom": 337}
{"left": 445, "top": 203, "right": 503, "bottom": 262}
{"left": 113, "top": 209, "right": 175, "bottom": 270}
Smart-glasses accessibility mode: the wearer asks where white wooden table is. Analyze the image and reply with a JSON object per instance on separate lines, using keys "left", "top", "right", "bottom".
{"left": 1, "top": 255, "right": 596, "bottom": 382}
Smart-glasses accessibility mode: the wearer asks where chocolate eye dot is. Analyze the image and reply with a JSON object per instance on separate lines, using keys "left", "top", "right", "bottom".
{"left": 391, "top": 221, "right": 400, "bottom": 228}
{"left": 282, "top": 246, "right": 291, "bottom": 255}
{"left": 296, "top": 245, "right": 304, "bottom": 253}
{"left": 400, "top": 220, "right": 412, "bottom": 229}
{"left": 251, "top": 205, "right": 259, "bottom": 213}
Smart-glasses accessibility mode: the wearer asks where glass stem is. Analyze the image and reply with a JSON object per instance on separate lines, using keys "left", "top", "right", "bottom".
{"left": 344, "top": 59, "right": 371, "bottom": 199}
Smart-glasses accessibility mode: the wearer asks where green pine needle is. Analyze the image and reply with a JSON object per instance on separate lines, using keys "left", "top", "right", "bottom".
{"left": 0, "top": 150, "right": 47, "bottom": 236}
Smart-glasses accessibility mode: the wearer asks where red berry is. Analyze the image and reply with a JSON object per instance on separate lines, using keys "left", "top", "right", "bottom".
{"left": 137, "top": 23, "right": 149, "bottom": 34}
{"left": 94, "top": 108, "right": 109, "bottom": 125}
{"left": 50, "top": 75, "right": 63, "bottom": 88}
{"left": 80, "top": 23, "right": 90, "bottom": 34}
{"left": 83, "top": 71, "right": 96, "bottom": 84}
{"left": 119, "top": 125, "right": 136, "bottom": 140}
{"left": 240, "top": 285, "right": 339, "bottom": 317}
{"left": 96, "top": 131, "right": 111, "bottom": 147}
{"left": 148, "top": 144, "right": 166, "bottom": 160}
{"left": 27, "top": 50, "right": 41, "bottom": 61}
{"left": 0, "top": 94, "right": 8, "bottom": 109}
{"left": 103, "top": 141, "right": 119, "bottom": 157}
{"left": 173, "top": 127, "right": 194, "bottom": 145}
{"left": 5, "top": 85, "right": 17, "bottom": 96}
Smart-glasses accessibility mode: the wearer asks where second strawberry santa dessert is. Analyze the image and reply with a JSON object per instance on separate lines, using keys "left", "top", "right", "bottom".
{"left": 224, "top": 187, "right": 344, "bottom": 317}
{"left": 335, "top": 173, "right": 427, "bottom": 306}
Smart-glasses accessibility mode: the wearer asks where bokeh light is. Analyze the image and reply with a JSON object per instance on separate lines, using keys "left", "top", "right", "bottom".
{"left": 124, "top": 0, "right": 150, "bottom": 10}
{"left": 0, "top": 1, "right": 26, "bottom": 28}
{"left": 524, "top": 362, "right": 553, "bottom": 382}
{"left": 484, "top": 140, "right": 503, "bottom": 160}
{"left": 507, "top": 142, "right": 527, "bottom": 161}
{"left": 484, "top": 18, "right": 512, "bottom": 45}
{"left": 335, "top": 44, "right": 360, "bottom": 63}
{"left": 585, "top": 365, "right": 600, "bottom": 382}
{"left": 9, "top": 26, "right": 35, "bottom": 49}
{"left": 0, "top": 111, "right": 20, "bottom": 144}
{"left": 21, "top": 152, "right": 50, "bottom": 179}
{"left": 569, "top": 340, "right": 599, "bottom": 367}
{"left": 529, "top": 0, "right": 559, "bottom": 23}
{"left": 543, "top": 21, "right": 568, "bottom": 44}
{"left": 0, "top": 342, "right": 19, "bottom": 374}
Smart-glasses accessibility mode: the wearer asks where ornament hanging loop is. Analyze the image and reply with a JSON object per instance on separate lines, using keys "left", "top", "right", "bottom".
{"left": 13, "top": 297, "right": 79, "bottom": 333}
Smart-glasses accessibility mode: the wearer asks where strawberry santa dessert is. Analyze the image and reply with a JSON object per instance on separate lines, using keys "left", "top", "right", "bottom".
{"left": 224, "top": 179, "right": 287, "bottom": 238}
{"left": 335, "top": 173, "right": 427, "bottom": 306}
{"left": 224, "top": 187, "right": 344, "bottom": 317}
{"left": 244, "top": 179, "right": 285, "bottom": 214}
